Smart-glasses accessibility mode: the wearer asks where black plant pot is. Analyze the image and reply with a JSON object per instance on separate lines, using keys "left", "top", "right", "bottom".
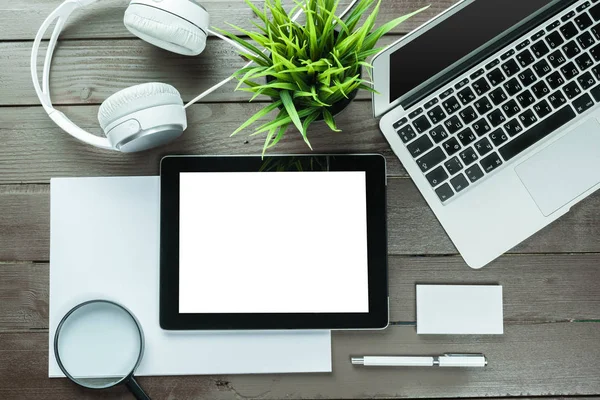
{"left": 265, "top": 67, "right": 362, "bottom": 121}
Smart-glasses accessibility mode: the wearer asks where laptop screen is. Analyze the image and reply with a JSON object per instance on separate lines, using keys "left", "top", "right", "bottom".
{"left": 389, "top": 0, "right": 561, "bottom": 105}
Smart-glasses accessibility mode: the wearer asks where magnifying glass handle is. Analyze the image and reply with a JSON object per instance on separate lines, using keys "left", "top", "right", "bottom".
{"left": 126, "top": 376, "right": 151, "bottom": 400}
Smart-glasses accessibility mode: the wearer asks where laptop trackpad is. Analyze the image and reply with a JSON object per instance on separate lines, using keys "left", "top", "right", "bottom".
{"left": 515, "top": 118, "right": 600, "bottom": 216}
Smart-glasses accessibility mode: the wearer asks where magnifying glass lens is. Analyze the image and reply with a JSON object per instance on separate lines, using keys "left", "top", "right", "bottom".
{"left": 55, "top": 302, "right": 143, "bottom": 389}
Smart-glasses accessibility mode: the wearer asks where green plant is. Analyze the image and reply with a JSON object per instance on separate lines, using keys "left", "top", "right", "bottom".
{"left": 218, "top": 0, "right": 426, "bottom": 154}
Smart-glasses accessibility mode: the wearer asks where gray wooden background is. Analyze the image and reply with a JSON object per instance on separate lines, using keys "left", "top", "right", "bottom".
{"left": 1, "top": 0, "right": 600, "bottom": 399}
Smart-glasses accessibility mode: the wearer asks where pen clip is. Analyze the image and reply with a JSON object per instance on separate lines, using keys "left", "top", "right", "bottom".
{"left": 443, "top": 353, "right": 485, "bottom": 357}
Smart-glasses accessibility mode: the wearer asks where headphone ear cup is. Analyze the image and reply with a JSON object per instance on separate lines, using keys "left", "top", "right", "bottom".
{"left": 98, "top": 83, "right": 187, "bottom": 152}
{"left": 124, "top": 1, "right": 208, "bottom": 56}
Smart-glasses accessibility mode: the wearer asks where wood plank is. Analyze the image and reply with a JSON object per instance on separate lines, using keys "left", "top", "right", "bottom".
{"left": 9, "top": 35, "right": 403, "bottom": 106}
{"left": 1, "top": 323, "right": 599, "bottom": 399}
{"left": 0, "top": 102, "right": 403, "bottom": 183}
{"left": 0, "top": 0, "right": 456, "bottom": 41}
{"left": 2, "top": 180, "right": 600, "bottom": 261}
{"left": 1, "top": 254, "right": 599, "bottom": 331}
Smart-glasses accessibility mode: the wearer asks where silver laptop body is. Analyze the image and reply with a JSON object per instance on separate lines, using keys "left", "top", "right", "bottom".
{"left": 372, "top": 0, "right": 600, "bottom": 268}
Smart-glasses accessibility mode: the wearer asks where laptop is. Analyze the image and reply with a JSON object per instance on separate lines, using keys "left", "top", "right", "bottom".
{"left": 372, "top": 0, "right": 600, "bottom": 269}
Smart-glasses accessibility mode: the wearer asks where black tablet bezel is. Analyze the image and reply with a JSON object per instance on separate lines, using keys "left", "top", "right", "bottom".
{"left": 159, "top": 155, "right": 388, "bottom": 330}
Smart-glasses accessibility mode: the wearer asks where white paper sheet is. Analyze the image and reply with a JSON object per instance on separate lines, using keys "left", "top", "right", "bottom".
{"left": 49, "top": 176, "right": 332, "bottom": 377}
{"left": 416, "top": 284, "right": 504, "bottom": 335}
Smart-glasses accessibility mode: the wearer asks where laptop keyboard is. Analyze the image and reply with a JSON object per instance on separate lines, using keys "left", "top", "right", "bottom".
{"left": 392, "top": 0, "right": 600, "bottom": 204}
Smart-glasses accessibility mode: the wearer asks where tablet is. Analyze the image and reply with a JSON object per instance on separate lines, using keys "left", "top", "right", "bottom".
{"left": 159, "top": 155, "right": 388, "bottom": 330}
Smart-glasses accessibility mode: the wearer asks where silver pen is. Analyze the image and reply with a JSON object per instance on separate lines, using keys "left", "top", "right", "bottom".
{"left": 351, "top": 353, "right": 487, "bottom": 368}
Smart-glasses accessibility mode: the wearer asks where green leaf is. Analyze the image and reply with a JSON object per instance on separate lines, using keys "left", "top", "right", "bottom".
{"left": 362, "top": 6, "right": 429, "bottom": 50}
{"left": 280, "top": 90, "right": 304, "bottom": 134}
{"left": 231, "top": 100, "right": 282, "bottom": 136}
{"left": 322, "top": 108, "right": 341, "bottom": 132}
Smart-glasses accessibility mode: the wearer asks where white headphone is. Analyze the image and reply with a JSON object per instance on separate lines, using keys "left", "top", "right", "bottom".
{"left": 31, "top": 0, "right": 212, "bottom": 153}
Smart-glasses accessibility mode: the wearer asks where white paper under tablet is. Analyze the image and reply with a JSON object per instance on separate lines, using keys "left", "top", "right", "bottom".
{"left": 178, "top": 171, "right": 369, "bottom": 314}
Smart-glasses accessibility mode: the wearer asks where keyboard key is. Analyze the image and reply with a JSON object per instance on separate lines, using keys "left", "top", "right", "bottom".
{"left": 531, "top": 41, "right": 550, "bottom": 58}
{"left": 533, "top": 99, "right": 553, "bottom": 118}
{"left": 457, "top": 87, "right": 476, "bottom": 104}
{"left": 593, "top": 23, "right": 600, "bottom": 40}
{"left": 450, "top": 173, "right": 470, "bottom": 193}
{"left": 486, "top": 68, "right": 506, "bottom": 86}
{"left": 576, "top": 52, "right": 594, "bottom": 70}
{"left": 591, "top": 83, "right": 600, "bottom": 101}
{"left": 575, "top": 12, "right": 593, "bottom": 30}
{"left": 427, "top": 106, "right": 446, "bottom": 124}
{"left": 563, "top": 81, "right": 582, "bottom": 99}
{"left": 548, "top": 90, "right": 568, "bottom": 108}
{"left": 424, "top": 98, "right": 439, "bottom": 109}
{"left": 593, "top": 65, "right": 600, "bottom": 80}
{"left": 545, "top": 30, "right": 564, "bottom": 48}
{"left": 501, "top": 60, "right": 521, "bottom": 77}
{"left": 590, "top": 3, "right": 600, "bottom": 20}
{"left": 590, "top": 3, "right": 600, "bottom": 21}
{"left": 444, "top": 156, "right": 463, "bottom": 175}
{"left": 501, "top": 49, "right": 515, "bottom": 60}
{"left": 397, "top": 124, "right": 416, "bottom": 143}
{"left": 472, "top": 118, "right": 492, "bottom": 136}
{"left": 577, "top": 31, "right": 596, "bottom": 49}
{"left": 489, "top": 128, "right": 509, "bottom": 146}
{"left": 465, "top": 164, "right": 484, "bottom": 183}
{"left": 442, "top": 137, "right": 462, "bottom": 156}
{"left": 409, "top": 107, "right": 423, "bottom": 118}
{"left": 561, "top": 62, "right": 580, "bottom": 80}
{"left": 488, "top": 109, "right": 506, "bottom": 127}
{"left": 435, "top": 183, "right": 454, "bottom": 202}
{"left": 562, "top": 40, "right": 582, "bottom": 58}
{"left": 444, "top": 116, "right": 464, "bottom": 134}
{"left": 504, "top": 119, "right": 524, "bottom": 137}
{"left": 489, "top": 87, "right": 508, "bottom": 105}
{"left": 519, "top": 109, "right": 538, "bottom": 128}
{"left": 590, "top": 43, "right": 600, "bottom": 61}
{"left": 516, "top": 49, "right": 535, "bottom": 67}
{"left": 533, "top": 59, "right": 552, "bottom": 77}
{"left": 457, "top": 128, "right": 476, "bottom": 146}
{"left": 516, "top": 39, "right": 530, "bottom": 50}
{"left": 502, "top": 99, "right": 521, "bottom": 118}
{"left": 485, "top": 59, "right": 500, "bottom": 70}
{"left": 474, "top": 97, "right": 493, "bottom": 115}
{"left": 393, "top": 117, "right": 408, "bottom": 130}
{"left": 426, "top": 166, "right": 448, "bottom": 187}
{"left": 578, "top": 71, "right": 596, "bottom": 90}
{"left": 560, "top": 21, "right": 579, "bottom": 40}
{"left": 440, "top": 88, "right": 455, "bottom": 99}
{"left": 546, "top": 71, "right": 565, "bottom": 89}
{"left": 548, "top": 50, "right": 567, "bottom": 67}
{"left": 470, "top": 69, "right": 484, "bottom": 79}
{"left": 407, "top": 135, "right": 433, "bottom": 157}
{"left": 517, "top": 90, "right": 536, "bottom": 108}
{"left": 518, "top": 68, "right": 537, "bottom": 86}
{"left": 562, "top": 11, "right": 576, "bottom": 23}
{"left": 413, "top": 115, "right": 431, "bottom": 133}
{"left": 442, "top": 96, "right": 461, "bottom": 114}
{"left": 499, "top": 105, "right": 576, "bottom": 161}
{"left": 577, "top": 1, "right": 591, "bottom": 13}
{"left": 459, "top": 147, "right": 479, "bottom": 165}
{"left": 429, "top": 125, "right": 449, "bottom": 143}
{"left": 504, "top": 78, "right": 523, "bottom": 96}
{"left": 532, "top": 30, "right": 545, "bottom": 41}
{"left": 455, "top": 78, "right": 470, "bottom": 89}
{"left": 459, "top": 106, "right": 477, "bottom": 125}
{"left": 474, "top": 138, "right": 493, "bottom": 156}
{"left": 416, "top": 147, "right": 446, "bottom": 172}
{"left": 480, "top": 152, "right": 503, "bottom": 173}
{"left": 532, "top": 81, "right": 550, "bottom": 98}
{"left": 472, "top": 78, "right": 491, "bottom": 95}
{"left": 573, "top": 93, "right": 595, "bottom": 113}
{"left": 546, "top": 20, "right": 561, "bottom": 32}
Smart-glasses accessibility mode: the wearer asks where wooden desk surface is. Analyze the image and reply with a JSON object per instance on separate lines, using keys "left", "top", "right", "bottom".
{"left": 1, "top": 0, "right": 600, "bottom": 399}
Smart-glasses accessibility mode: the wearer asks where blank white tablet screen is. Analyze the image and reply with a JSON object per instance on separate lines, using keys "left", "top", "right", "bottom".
{"left": 179, "top": 171, "right": 369, "bottom": 313}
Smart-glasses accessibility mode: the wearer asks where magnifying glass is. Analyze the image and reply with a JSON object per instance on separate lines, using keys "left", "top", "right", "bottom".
{"left": 54, "top": 300, "right": 151, "bottom": 399}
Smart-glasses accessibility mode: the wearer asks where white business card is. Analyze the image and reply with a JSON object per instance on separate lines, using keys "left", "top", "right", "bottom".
{"left": 416, "top": 285, "right": 503, "bottom": 335}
